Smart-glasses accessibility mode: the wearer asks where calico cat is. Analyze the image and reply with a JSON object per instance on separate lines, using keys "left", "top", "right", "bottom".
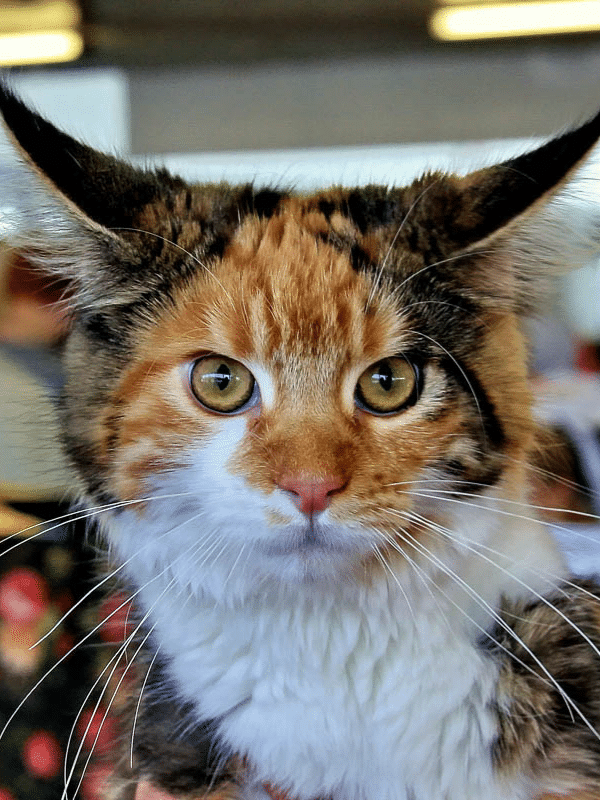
{"left": 2, "top": 82, "right": 600, "bottom": 800}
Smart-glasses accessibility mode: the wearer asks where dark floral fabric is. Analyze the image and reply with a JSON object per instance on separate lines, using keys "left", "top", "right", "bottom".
{"left": 0, "top": 526, "right": 126, "bottom": 800}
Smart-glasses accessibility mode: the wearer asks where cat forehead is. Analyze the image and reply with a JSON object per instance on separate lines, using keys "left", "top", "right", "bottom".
{"left": 134, "top": 186, "right": 410, "bottom": 274}
{"left": 140, "top": 202, "right": 405, "bottom": 366}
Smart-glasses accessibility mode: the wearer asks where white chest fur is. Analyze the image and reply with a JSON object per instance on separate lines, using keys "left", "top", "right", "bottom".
{"left": 110, "top": 482, "right": 565, "bottom": 800}
{"left": 130, "top": 571, "right": 528, "bottom": 800}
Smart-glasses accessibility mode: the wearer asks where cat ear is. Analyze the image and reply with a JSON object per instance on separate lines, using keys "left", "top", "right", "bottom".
{"left": 0, "top": 84, "right": 185, "bottom": 307}
{"left": 0, "top": 84, "right": 179, "bottom": 229}
{"left": 453, "top": 108, "right": 600, "bottom": 248}
{"left": 432, "top": 111, "right": 600, "bottom": 309}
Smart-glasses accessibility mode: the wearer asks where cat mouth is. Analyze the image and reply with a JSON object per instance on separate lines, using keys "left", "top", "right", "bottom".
{"left": 258, "top": 521, "right": 358, "bottom": 559}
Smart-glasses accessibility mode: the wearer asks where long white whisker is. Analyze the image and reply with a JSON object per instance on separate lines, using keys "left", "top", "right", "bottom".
{"left": 383, "top": 515, "right": 586, "bottom": 729}
{"left": 407, "top": 506, "right": 600, "bottom": 669}
{"left": 388, "top": 482, "right": 600, "bottom": 522}
{"left": 64, "top": 617, "right": 159, "bottom": 798}
{"left": 374, "top": 522, "right": 568, "bottom": 703}
{"left": 64, "top": 527, "right": 211, "bottom": 797}
{"left": 368, "top": 537, "right": 417, "bottom": 625}
{"left": 128, "top": 580, "right": 201, "bottom": 770}
{"left": 397, "top": 486, "right": 600, "bottom": 547}
{"left": 32, "top": 501, "right": 206, "bottom": 649}
{"left": 1, "top": 508, "right": 208, "bottom": 743}
{"left": 130, "top": 645, "right": 161, "bottom": 770}
{"left": 0, "top": 492, "right": 195, "bottom": 568}
{"left": 0, "top": 590, "right": 139, "bottom": 744}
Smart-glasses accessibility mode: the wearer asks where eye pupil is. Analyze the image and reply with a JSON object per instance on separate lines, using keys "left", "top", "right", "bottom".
{"left": 374, "top": 363, "right": 392, "bottom": 391}
{"left": 214, "top": 364, "right": 231, "bottom": 391}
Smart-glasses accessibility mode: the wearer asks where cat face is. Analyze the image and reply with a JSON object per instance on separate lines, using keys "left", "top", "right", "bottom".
{"left": 1, "top": 85, "right": 599, "bottom": 592}
{"left": 63, "top": 198, "right": 533, "bottom": 588}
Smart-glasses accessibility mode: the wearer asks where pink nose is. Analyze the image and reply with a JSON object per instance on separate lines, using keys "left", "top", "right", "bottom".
{"left": 277, "top": 474, "right": 345, "bottom": 516}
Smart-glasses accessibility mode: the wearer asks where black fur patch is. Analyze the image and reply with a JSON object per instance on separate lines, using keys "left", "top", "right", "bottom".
{"left": 81, "top": 312, "right": 127, "bottom": 348}
{"left": 318, "top": 199, "right": 336, "bottom": 220}
{"left": 440, "top": 358, "right": 506, "bottom": 450}
{"left": 485, "top": 580, "right": 600, "bottom": 792}
{"left": 349, "top": 243, "right": 377, "bottom": 273}
{"left": 238, "top": 186, "right": 284, "bottom": 219}
{"left": 0, "top": 85, "right": 183, "bottom": 230}
{"left": 346, "top": 188, "right": 399, "bottom": 234}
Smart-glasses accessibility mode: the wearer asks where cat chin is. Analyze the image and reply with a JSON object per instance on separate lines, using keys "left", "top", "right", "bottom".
{"left": 253, "top": 544, "right": 364, "bottom": 586}
{"left": 240, "top": 521, "right": 370, "bottom": 586}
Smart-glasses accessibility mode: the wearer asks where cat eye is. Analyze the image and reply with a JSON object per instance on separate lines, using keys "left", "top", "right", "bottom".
{"left": 189, "top": 356, "right": 257, "bottom": 414}
{"left": 355, "top": 357, "right": 420, "bottom": 415}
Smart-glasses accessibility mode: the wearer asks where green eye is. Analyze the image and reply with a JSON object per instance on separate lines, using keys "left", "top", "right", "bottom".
{"left": 355, "top": 357, "right": 419, "bottom": 415}
{"left": 189, "top": 356, "right": 256, "bottom": 413}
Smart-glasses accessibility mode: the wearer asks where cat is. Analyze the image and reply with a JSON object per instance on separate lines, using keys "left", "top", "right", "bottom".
{"left": 1, "top": 82, "right": 600, "bottom": 800}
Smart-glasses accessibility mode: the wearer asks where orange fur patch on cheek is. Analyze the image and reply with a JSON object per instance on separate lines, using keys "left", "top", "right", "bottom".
{"left": 99, "top": 361, "right": 218, "bottom": 502}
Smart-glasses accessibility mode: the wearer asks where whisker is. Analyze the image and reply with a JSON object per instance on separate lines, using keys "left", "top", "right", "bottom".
{"left": 1, "top": 509, "right": 208, "bottom": 743}
{"left": 394, "top": 249, "right": 496, "bottom": 294}
{"left": 368, "top": 537, "right": 417, "bottom": 625}
{"left": 31, "top": 499, "right": 205, "bottom": 649}
{"left": 64, "top": 529, "right": 210, "bottom": 797}
{"left": 373, "top": 522, "right": 572, "bottom": 708}
{"left": 388, "top": 480, "right": 600, "bottom": 523}
{"left": 396, "top": 506, "right": 600, "bottom": 736}
{"left": 370, "top": 526, "right": 457, "bottom": 631}
{"left": 367, "top": 180, "right": 440, "bottom": 306}
{"left": 0, "top": 588, "right": 140, "bottom": 744}
{"left": 67, "top": 609, "right": 167, "bottom": 800}
{"left": 394, "top": 486, "right": 600, "bottom": 546}
{"left": 130, "top": 644, "right": 161, "bottom": 769}
{"left": 129, "top": 582, "right": 199, "bottom": 769}
{"left": 382, "top": 514, "right": 589, "bottom": 730}
{"left": 64, "top": 618, "right": 158, "bottom": 798}
{"left": 0, "top": 492, "right": 194, "bottom": 558}
{"left": 110, "top": 226, "right": 235, "bottom": 307}
{"left": 408, "top": 507, "right": 600, "bottom": 667}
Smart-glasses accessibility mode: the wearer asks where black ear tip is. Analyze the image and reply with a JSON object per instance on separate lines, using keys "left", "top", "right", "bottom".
{"left": 0, "top": 80, "right": 54, "bottom": 155}
{"left": 0, "top": 80, "right": 31, "bottom": 121}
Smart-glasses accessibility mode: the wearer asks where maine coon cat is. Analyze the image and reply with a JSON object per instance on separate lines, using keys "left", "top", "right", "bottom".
{"left": 2, "top": 82, "right": 600, "bottom": 800}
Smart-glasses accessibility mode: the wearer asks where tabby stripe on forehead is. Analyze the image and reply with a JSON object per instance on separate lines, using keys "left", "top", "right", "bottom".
{"left": 313, "top": 231, "right": 378, "bottom": 273}
{"left": 346, "top": 189, "right": 398, "bottom": 234}
{"left": 238, "top": 187, "right": 284, "bottom": 218}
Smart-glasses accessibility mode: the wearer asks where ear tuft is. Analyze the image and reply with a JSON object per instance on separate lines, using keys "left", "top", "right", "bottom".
{"left": 405, "top": 109, "right": 600, "bottom": 312}
{"left": 0, "top": 83, "right": 187, "bottom": 308}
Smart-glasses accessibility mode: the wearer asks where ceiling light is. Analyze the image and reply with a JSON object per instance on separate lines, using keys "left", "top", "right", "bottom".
{"left": 0, "top": 29, "right": 83, "bottom": 66}
{"left": 429, "top": 0, "right": 600, "bottom": 40}
{"left": 0, "top": 1, "right": 82, "bottom": 66}
{"left": 0, "top": 0, "right": 80, "bottom": 32}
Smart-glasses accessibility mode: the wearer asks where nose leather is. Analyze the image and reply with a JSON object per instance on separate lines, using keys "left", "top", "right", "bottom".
{"left": 277, "top": 474, "right": 345, "bottom": 516}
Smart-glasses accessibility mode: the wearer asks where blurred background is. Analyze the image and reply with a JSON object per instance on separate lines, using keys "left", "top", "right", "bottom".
{"left": 0, "top": 2, "right": 599, "bottom": 798}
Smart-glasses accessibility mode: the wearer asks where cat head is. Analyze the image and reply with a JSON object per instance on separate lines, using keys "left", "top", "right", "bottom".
{"left": 1, "top": 84, "right": 599, "bottom": 595}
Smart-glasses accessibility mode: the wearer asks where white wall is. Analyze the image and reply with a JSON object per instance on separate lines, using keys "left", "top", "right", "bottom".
{"left": 0, "top": 67, "right": 130, "bottom": 156}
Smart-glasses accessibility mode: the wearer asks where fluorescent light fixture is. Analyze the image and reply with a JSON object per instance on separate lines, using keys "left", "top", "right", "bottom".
{"left": 430, "top": 0, "right": 600, "bottom": 40}
{"left": 0, "top": 0, "right": 80, "bottom": 32}
{"left": 0, "top": 29, "right": 83, "bottom": 65}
